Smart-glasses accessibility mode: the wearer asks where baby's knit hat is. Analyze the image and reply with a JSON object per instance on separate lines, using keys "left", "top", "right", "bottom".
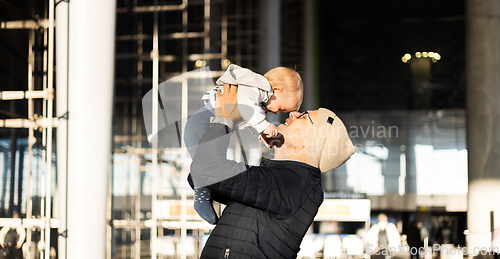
{"left": 305, "top": 108, "right": 355, "bottom": 173}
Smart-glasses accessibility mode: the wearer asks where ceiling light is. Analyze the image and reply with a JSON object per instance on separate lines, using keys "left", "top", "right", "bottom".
{"left": 403, "top": 52, "right": 441, "bottom": 63}
{"left": 195, "top": 59, "right": 207, "bottom": 68}
{"left": 221, "top": 59, "right": 231, "bottom": 69}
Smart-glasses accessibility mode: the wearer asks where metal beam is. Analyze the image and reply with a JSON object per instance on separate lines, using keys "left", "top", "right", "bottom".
{"left": 0, "top": 90, "right": 48, "bottom": 100}
{"left": 116, "top": 31, "right": 209, "bottom": 41}
{"left": 116, "top": 2, "right": 186, "bottom": 13}
{"left": 115, "top": 53, "right": 176, "bottom": 62}
{"left": 0, "top": 19, "right": 51, "bottom": 29}
{"left": 0, "top": 118, "right": 59, "bottom": 128}
{"left": 0, "top": 218, "right": 60, "bottom": 228}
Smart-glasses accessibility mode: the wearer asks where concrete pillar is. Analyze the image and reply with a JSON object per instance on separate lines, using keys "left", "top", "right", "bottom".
{"left": 67, "top": 0, "right": 116, "bottom": 258}
{"left": 405, "top": 125, "right": 417, "bottom": 194}
{"left": 258, "top": 0, "right": 280, "bottom": 74}
{"left": 384, "top": 144, "right": 400, "bottom": 194}
{"left": 465, "top": 0, "right": 500, "bottom": 253}
{"left": 302, "top": 0, "right": 319, "bottom": 110}
{"left": 259, "top": 0, "right": 281, "bottom": 124}
{"left": 404, "top": 113, "right": 418, "bottom": 209}
{"left": 56, "top": 1, "right": 69, "bottom": 258}
{"left": 409, "top": 57, "right": 432, "bottom": 109}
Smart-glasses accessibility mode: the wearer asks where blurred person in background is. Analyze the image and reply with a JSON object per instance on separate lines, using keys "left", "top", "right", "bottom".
{"left": 0, "top": 212, "right": 25, "bottom": 259}
{"left": 418, "top": 221, "right": 429, "bottom": 245}
{"left": 367, "top": 213, "right": 401, "bottom": 259}
{"left": 407, "top": 220, "right": 422, "bottom": 259}
{"left": 435, "top": 220, "right": 455, "bottom": 246}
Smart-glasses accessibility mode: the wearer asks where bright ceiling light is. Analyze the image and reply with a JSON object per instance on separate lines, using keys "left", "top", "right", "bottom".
{"left": 195, "top": 59, "right": 207, "bottom": 68}
{"left": 404, "top": 52, "right": 441, "bottom": 63}
{"left": 221, "top": 59, "right": 231, "bottom": 69}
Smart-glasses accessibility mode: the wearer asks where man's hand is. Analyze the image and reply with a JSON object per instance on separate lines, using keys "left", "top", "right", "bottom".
{"left": 215, "top": 84, "right": 241, "bottom": 122}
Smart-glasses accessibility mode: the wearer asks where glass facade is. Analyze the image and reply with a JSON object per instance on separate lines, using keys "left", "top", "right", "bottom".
{"left": 325, "top": 109, "right": 467, "bottom": 202}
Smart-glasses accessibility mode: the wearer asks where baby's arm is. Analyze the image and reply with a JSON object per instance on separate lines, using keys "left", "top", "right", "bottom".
{"left": 236, "top": 85, "right": 271, "bottom": 133}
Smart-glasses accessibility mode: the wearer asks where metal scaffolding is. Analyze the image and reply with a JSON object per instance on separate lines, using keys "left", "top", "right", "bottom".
{"left": 110, "top": 0, "right": 261, "bottom": 258}
{"left": 1, "top": 0, "right": 262, "bottom": 258}
{"left": 0, "top": 2, "right": 57, "bottom": 259}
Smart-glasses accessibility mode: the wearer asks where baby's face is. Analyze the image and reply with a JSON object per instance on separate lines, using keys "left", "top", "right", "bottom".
{"left": 265, "top": 90, "right": 300, "bottom": 114}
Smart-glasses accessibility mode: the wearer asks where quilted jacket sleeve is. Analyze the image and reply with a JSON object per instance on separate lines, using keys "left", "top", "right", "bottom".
{"left": 207, "top": 163, "right": 311, "bottom": 218}
{"left": 191, "top": 122, "right": 312, "bottom": 218}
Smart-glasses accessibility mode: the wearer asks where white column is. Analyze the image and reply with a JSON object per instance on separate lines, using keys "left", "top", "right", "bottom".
{"left": 67, "top": 0, "right": 116, "bottom": 258}
{"left": 465, "top": 0, "right": 500, "bottom": 254}
{"left": 56, "top": 1, "right": 69, "bottom": 259}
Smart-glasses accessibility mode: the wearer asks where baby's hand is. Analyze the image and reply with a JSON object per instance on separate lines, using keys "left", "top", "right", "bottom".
{"left": 263, "top": 124, "right": 278, "bottom": 138}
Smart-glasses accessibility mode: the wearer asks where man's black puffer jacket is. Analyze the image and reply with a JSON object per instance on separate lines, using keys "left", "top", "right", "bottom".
{"left": 191, "top": 123, "right": 324, "bottom": 259}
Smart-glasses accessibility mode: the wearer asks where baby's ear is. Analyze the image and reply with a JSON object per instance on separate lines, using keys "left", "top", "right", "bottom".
{"left": 272, "top": 85, "right": 283, "bottom": 93}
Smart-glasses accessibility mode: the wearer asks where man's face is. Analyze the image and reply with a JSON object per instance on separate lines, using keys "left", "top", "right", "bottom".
{"left": 273, "top": 110, "right": 318, "bottom": 159}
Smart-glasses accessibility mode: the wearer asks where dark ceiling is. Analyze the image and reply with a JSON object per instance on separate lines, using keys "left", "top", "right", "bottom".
{"left": 0, "top": 0, "right": 466, "bottom": 124}
{"left": 318, "top": 0, "right": 465, "bottom": 111}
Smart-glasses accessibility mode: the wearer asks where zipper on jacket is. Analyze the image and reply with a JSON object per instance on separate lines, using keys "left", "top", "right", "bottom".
{"left": 224, "top": 248, "right": 230, "bottom": 258}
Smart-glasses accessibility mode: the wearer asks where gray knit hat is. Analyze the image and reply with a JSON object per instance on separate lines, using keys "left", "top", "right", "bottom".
{"left": 305, "top": 108, "right": 355, "bottom": 173}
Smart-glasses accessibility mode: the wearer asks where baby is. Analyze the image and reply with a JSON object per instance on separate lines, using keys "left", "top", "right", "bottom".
{"left": 184, "top": 64, "right": 303, "bottom": 224}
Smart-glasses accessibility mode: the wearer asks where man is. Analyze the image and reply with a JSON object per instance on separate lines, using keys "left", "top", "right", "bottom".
{"left": 190, "top": 84, "right": 355, "bottom": 258}
{"left": 367, "top": 213, "right": 401, "bottom": 259}
{"left": 407, "top": 221, "right": 422, "bottom": 259}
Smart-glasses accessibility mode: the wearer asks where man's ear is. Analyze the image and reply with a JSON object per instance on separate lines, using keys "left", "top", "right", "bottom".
{"left": 272, "top": 85, "right": 283, "bottom": 93}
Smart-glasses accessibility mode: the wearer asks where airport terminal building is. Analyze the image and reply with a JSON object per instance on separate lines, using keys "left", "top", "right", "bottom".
{"left": 0, "top": 0, "right": 499, "bottom": 258}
